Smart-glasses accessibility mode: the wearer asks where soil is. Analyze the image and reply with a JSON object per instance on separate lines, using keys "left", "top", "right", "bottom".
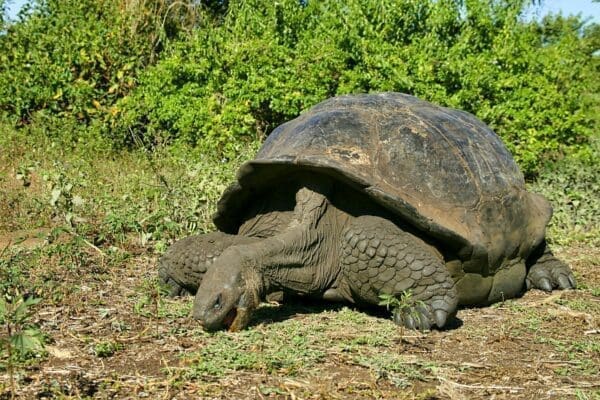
{"left": 1, "top": 231, "right": 598, "bottom": 400}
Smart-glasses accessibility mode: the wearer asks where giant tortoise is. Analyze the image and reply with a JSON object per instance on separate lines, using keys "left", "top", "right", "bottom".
{"left": 158, "top": 92, "right": 575, "bottom": 331}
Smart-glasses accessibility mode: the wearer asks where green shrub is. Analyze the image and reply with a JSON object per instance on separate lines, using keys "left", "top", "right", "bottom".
{"left": 113, "top": 0, "right": 598, "bottom": 174}
{"left": 0, "top": 0, "right": 199, "bottom": 131}
{"left": 1, "top": 0, "right": 598, "bottom": 175}
{"left": 529, "top": 137, "right": 600, "bottom": 246}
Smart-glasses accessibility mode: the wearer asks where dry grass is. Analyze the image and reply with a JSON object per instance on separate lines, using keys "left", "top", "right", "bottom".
{"left": 1, "top": 237, "right": 598, "bottom": 399}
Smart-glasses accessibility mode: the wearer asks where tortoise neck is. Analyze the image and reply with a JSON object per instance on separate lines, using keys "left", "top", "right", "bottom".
{"left": 239, "top": 184, "right": 342, "bottom": 296}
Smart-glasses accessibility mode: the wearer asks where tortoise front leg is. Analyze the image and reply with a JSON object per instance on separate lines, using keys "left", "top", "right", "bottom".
{"left": 158, "top": 232, "right": 259, "bottom": 296}
{"left": 340, "top": 216, "right": 458, "bottom": 330}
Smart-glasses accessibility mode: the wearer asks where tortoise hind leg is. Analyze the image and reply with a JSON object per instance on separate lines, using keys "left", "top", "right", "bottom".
{"left": 340, "top": 216, "right": 458, "bottom": 330}
{"left": 526, "top": 241, "right": 576, "bottom": 292}
{"left": 158, "top": 232, "right": 258, "bottom": 296}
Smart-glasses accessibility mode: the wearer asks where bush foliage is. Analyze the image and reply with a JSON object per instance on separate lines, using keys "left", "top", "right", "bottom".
{"left": 1, "top": 0, "right": 599, "bottom": 175}
{"left": 0, "top": 0, "right": 196, "bottom": 126}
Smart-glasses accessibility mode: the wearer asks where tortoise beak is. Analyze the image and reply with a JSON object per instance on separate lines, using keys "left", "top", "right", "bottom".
{"left": 223, "top": 307, "right": 238, "bottom": 331}
{"left": 228, "top": 307, "right": 252, "bottom": 332}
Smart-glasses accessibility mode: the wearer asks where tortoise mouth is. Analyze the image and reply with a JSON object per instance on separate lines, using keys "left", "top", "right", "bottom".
{"left": 223, "top": 307, "right": 238, "bottom": 331}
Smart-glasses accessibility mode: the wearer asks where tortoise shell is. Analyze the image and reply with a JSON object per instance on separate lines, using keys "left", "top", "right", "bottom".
{"left": 214, "top": 93, "right": 551, "bottom": 273}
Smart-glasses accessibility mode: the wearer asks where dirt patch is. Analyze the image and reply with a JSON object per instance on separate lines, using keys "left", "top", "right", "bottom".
{"left": 0, "top": 229, "right": 52, "bottom": 250}
{"left": 1, "top": 241, "right": 598, "bottom": 399}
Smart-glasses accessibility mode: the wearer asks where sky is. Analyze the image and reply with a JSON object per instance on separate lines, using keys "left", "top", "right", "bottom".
{"left": 527, "top": 0, "right": 600, "bottom": 24}
{"left": 4, "top": 0, "right": 600, "bottom": 24}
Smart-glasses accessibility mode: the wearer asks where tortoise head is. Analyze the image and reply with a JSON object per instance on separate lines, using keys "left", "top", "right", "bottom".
{"left": 192, "top": 247, "right": 260, "bottom": 331}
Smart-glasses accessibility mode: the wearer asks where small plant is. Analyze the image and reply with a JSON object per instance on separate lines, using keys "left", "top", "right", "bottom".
{"left": 15, "top": 163, "right": 36, "bottom": 187}
{"left": 134, "top": 278, "right": 170, "bottom": 337}
{"left": 379, "top": 291, "right": 427, "bottom": 331}
{"left": 43, "top": 164, "right": 85, "bottom": 227}
{"left": 93, "top": 341, "right": 123, "bottom": 358}
{"left": 0, "top": 248, "right": 26, "bottom": 297}
{"left": 0, "top": 294, "right": 45, "bottom": 399}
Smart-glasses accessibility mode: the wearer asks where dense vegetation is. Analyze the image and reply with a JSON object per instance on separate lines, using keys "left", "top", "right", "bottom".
{"left": 0, "top": 0, "right": 598, "bottom": 253}
{"left": 1, "top": 0, "right": 598, "bottom": 175}
{"left": 1, "top": 2, "right": 599, "bottom": 397}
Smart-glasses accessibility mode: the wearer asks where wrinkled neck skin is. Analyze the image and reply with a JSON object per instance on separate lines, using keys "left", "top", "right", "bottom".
{"left": 193, "top": 181, "right": 347, "bottom": 331}
{"left": 250, "top": 184, "right": 345, "bottom": 296}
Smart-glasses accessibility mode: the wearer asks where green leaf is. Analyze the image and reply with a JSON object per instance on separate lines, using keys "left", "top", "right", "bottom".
{"left": 24, "top": 297, "right": 42, "bottom": 307}
{"left": 12, "top": 297, "right": 41, "bottom": 322}
{"left": 13, "top": 300, "right": 29, "bottom": 322}
{"left": 50, "top": 188, "right": 62, "bottom": 206}
{"left": 0, "top": 297, "right": 6, "bottom": 321}
{"left": 11, "top": 329, "right": 45, "bottom": 354}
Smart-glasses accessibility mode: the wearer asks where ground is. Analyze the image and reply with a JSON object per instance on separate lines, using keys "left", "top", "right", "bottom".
{"left": 0, "top": 228, "right": 598, "bottom": 399}
{"left": 0, "top": 139, "right": 598, "bottom": 399}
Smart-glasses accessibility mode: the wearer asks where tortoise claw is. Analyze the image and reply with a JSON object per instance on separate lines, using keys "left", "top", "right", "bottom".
{"left": 393, "top": 305, "right": 448, "bottom": 331}
{"left": 404, "top": 314, "right": 416, "bottom": 330}
{"left": 158, "top": 267, "right": 183, "bottom": 297}
{"left": 434, "top": 309, "right": 448, "bottom": 328}
{"left": 539, "top": 277, "right": 553, "bottom": 292}
{"left": 557, "top": 275, "right": 572, "bottom": 290}
{"left": 527, "top": 246, "right": 576, "bottom": 292}
{"left": 527, "top": 253, "right": 576, "bottom": 292}
{"left": 159, "top": 272, "right": 190, "bottom": 297}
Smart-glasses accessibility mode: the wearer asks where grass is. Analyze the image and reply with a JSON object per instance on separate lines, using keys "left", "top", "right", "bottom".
{"left": 528, "top": 137, "right": 600, "bottom": 247}
{"left": 186, "top": 322, "right": 327, "bottom": 377}
{"left": 0, "top": 121, "right": 259, "bottom": 246}
{"left": 1, "top": 123, "right": 599, "bottom": 398}
{"left": 535, "top": 336, "right": 599, "bottom": 377}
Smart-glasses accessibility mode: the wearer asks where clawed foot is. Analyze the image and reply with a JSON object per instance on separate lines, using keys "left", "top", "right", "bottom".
{"left": 158, "top": 266, "right": 192, "bottom": 297}
{"left": 157, "top": 232, "right": 255, "bottom": 298}
{"left": 393, "top": 305, "right": 448, "bottom": 331}
{"left": 526, "top": 259, "right": 576, "bottom": 291}
{"left": 391, "top": 292, "right": 458, "bottom": 331}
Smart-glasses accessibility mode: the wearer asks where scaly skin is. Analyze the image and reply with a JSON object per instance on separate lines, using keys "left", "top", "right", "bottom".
{"left": 186, "top": 185, "right": 460, "bottom": 331}
{"left": 340, "top": 216, "right": 458, "bottom": 330}
{"left": 158, "top": 232, "right": 258, "bottom": 296}
{"left": 526, "top": 243, "right": 576, "bottom": 291}
{"left": 190, "top": 185, "right": 337, "bottom": 331}
{"left": 160, "top": 184, "right": 575, "bottom": 332}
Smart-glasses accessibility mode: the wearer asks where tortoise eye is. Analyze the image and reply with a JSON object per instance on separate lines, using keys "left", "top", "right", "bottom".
{"left": 213, "top": 294, "right": 222, "bottom": 310}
